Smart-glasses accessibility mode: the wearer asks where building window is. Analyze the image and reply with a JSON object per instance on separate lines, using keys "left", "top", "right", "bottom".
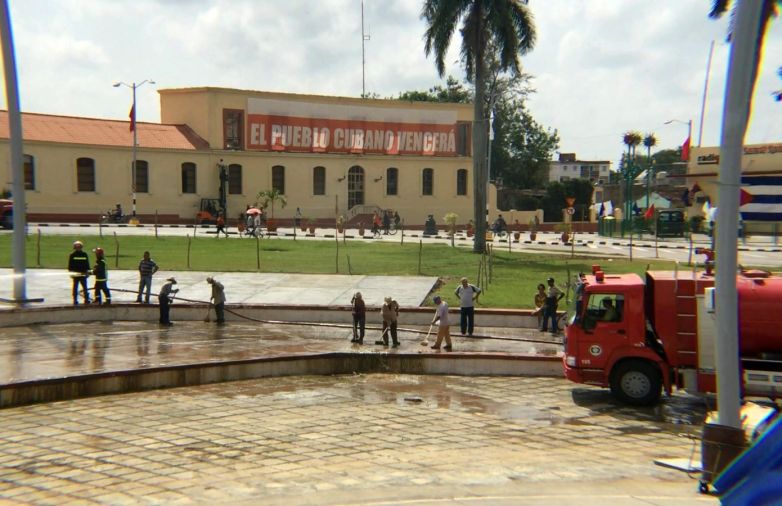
{"left": 181, "top": 162, "right": 197, "bottom": 194}
{"left": 313, "top": 166, "right": 325, "bottom": 195}
{"left": 386, "top": 167, "right": 398, "bottom": 195}
{"left": 223, "top": 109, "right": 244, "bottom": 150}
{"left": 76, "top": 157, "right": 95, "bottom": 192}
{"left": 272, "top": 165, "right": 285, "bottom": 194}
{"left": 563, "top": 165, "right": 568, "bottom": 170}
{"left": 23, "top": 154, "right": 35, "bottom": 190}
{"left": 135, "top": 160, "right": 149, "bottom": 193}
{"left": 228, "top": 164, "right": 242, "bottom": 194}
{"left": 456, "top": 169, "right": 468, "bottom": 196}
{"left": 422, "top": 168, "right": 434, "bottom": 196}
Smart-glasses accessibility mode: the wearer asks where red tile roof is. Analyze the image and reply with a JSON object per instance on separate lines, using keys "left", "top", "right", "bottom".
{"left": 0, "top": 111, "right": 210, "bottom": 150}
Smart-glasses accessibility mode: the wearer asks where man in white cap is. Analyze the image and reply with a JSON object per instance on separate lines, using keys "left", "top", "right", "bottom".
{"left": 206, "top": 277, "right": 226, "bottom": 324}
{"left": 376, "top": 296, "right": 400, "bottom": 347}
{"left": 68, "top": 240, "right": 91, "bottom": 305}
{"left": 158, "top": 277, "right": 178, "bottom": 325}
{"left": 430, "top": 295, "right": 452, "bottom": 351}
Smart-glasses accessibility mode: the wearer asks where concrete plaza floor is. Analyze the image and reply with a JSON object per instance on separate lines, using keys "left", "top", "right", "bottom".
{"left": 0, "top": 267, "right": 717, "bottom": 504}
{"left": 0, "top": 374, "right": 714, "bottom": 505}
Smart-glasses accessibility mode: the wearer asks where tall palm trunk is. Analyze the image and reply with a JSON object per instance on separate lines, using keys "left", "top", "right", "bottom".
{"left": 472, "top": 9, "right": 487, "bottom": 253}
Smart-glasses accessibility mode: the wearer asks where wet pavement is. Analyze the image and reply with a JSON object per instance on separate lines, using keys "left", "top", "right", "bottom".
{"left": 0, "top": 320, "right": 562, "bottom": 385}
{"left": 0, "top": 374, "right": 714, "bottom": 505}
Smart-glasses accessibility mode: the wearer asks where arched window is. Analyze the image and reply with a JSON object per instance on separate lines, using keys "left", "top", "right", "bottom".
{"left": 181, "top": 162, "right": 197, "bottom": 194}
{"left": 456, "top": 169, "right": 468, "bottom": 196}
{"left": 228, "top": 164, "right": 242, "bottom": 194}
{"left": 347, "top": 165, "right": 364, "bottom": 208}
{"left": 422, "top": 168, "right": 434, "bottom": 196}
{"left": 23, "top": 154, "right": 35, "bottom": 190}
{"left": 386, "top": 167, "right": 398, "bottom": 196}
{"left": 135, "top": 160, "right": 149, "bottom": 193}
{"left": 272, "top": 165, "right": 285, "bottom": 194}
{"left": 76, "top": 157, "right": 95, "bottom": 192}
{"left": 313, "top": 166, "right": 326, "bottom": 195}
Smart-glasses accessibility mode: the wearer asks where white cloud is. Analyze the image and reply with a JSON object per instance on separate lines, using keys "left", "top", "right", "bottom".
{"left": 0, "top": 0, "right": 779, "bottom": 165}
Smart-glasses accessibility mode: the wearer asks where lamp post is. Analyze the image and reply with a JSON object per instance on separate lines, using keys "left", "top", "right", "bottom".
{"left": 664, "top": 118, "right": 692, "bottom": 156}
{"left": 113, "top": 79, "right": 155, "bottom": 224}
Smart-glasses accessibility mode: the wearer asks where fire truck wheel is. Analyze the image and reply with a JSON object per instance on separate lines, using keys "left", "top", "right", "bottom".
{"left": 610, "top": 360, "right": 662, "bottom": 406}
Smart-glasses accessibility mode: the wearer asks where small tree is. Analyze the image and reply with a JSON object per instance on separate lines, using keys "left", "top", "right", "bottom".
{"left": 444, "top": 212, "right": 458, "bottom": 246}
{"left": 256, "top": 189, "right": 287, "bottom": 219}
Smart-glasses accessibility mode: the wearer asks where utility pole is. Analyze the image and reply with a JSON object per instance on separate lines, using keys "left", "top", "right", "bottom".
{"left": 361, "top": 0, "right": 371, "bottom": 97}
{"left": 0, "top": 0, "right": 27, "bottom": 303}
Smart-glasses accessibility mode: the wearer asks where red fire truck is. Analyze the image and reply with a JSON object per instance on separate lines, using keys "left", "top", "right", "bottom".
{"left": 563, "top": 266, "right": 782, "bottom": 405}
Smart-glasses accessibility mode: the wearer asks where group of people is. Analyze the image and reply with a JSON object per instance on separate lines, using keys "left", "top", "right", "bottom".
{"left": 67, "top": 241, "right": 226, "bottom": 326}
{"left": 371, "top": 209, "right": 401, "bottom": 237}
{"left": 349, "top": 277, "right": 481, "bottom": 351}
{"left": 533, "top": 277, "right": 565, "bottom": 334}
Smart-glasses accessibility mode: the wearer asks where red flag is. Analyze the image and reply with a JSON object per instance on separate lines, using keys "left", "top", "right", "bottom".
{"left": 680, "top": 136, "right": 690, "bottom": 161}
{"left": 643, "top": 204, "right": 655, "bottom": 219}
{"left": 129, "top": 104, "right": 136, "bottom": 132}
{"left": 740, "top": 188, "right": 753, "bottom": 207}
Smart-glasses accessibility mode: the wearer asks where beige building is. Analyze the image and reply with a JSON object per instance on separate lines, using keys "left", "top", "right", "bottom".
{"left": 686, "top": 142, "right": 782, "bottom": 231}
{"left": 1, "top": 87, "right": 482, "bottom": 225}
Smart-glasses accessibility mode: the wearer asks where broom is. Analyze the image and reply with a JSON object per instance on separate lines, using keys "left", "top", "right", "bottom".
{"left": 203, "top": 303, "right": 212, "bottom": 323}
{"left": 420, "top": 323, "right": 434, "bottom": 346}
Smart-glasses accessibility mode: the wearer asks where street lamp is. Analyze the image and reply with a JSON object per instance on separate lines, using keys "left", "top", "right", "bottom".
{"left": 113, "top": 79, "right": 155, "bottom": 224}
{"left": 664, "top": 118, "right": 693, "bottom": 152}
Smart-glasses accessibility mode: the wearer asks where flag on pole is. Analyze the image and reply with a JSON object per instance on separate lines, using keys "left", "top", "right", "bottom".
{"left": 739, "top": 176, "right": 782, "bottom": 221}
{"left": 680, "top": 137, "right": 691, "bottom": 161}
{"left": 644, "top": 204, "right": 655, "bottom": 219}
{"left": 129, "top": 104, "right": 136, "bottom": 132}
{"left": 598, "top": 202, "right": 605, "bottom": 217}
{"left": 604, "top": 200, "right": 613, "bottom": 217}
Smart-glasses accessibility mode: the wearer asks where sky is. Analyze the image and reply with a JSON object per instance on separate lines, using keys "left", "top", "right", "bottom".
{"left": 1, "top": 0, "right": 781, "bottom": 168}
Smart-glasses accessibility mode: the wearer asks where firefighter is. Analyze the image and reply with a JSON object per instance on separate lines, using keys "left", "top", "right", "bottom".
{"left": 92, "top": 247, "right": 111, "bottom": 305}
{"left": 68, "top": 240, "right": 91, "bottom": 305}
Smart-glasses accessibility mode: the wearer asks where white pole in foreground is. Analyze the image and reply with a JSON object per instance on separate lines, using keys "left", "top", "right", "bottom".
{"left": 0, "top": 0, "right": 27, "bottom": 303}
{"left": 715, "top": 1, "right": 762, "bottom": 430}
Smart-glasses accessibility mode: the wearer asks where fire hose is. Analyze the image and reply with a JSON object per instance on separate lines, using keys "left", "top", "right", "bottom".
{"left": 72, "top": 285, "right": 565, "bottom": 347}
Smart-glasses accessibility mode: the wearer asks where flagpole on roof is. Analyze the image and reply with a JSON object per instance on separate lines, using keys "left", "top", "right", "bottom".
{"left": 714, "top": 1, "right": 763, "bottom": 430}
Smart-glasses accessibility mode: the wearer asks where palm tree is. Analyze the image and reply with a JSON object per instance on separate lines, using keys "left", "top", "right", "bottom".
{"left": 621, "top": 131, "right": 642, "bottom": 220}
{"left": 422, "top": 0, "right": 536, "bottom": 253}
{"left": 642, "top": 133, "right": 657, "bottom": 209}
{"left": 256, "top": 188, "right": 287, "bottom": 220}
{"left": 709, "top": 1, "right": 780, "bottom": 106}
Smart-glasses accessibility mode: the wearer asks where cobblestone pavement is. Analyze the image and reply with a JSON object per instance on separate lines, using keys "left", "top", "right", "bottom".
{"left": 0, "top": 375, "right": 715, "bottom": 505}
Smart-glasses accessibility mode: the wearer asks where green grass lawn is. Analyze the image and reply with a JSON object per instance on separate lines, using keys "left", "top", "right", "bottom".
{"left": 0, "top": 234, "right": 677, "bottom": 309}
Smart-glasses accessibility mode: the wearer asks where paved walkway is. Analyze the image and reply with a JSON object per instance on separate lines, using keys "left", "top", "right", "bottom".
{"left": 0, "top": 374, "right": 715, "bottom": 505}
{"left": 0, "top": 269, "right": 438, "bottom": 308}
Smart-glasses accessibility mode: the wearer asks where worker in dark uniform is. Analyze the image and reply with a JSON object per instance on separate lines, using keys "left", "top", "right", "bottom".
{"left": 92, "top": 247, "right": 111, "bottom": 304}
{"left": 68, "top": 240, "right": 91, "bottom": 305}
{"left": 158, "top": 277, "right": 178, "bottom": 325}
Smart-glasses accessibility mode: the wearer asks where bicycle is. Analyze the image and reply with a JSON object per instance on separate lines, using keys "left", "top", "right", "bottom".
{"left": 388, "top": 221, "right": 400, "bottom": 235}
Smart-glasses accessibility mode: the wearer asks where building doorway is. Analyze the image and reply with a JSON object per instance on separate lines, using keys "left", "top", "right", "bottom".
{"left": 348, "top": 165, "right": 364, "bottom": 209}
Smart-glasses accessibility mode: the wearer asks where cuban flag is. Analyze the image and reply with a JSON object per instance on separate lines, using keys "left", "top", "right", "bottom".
{"left": 740, "top": 176, "right": 782, "bottom": 221}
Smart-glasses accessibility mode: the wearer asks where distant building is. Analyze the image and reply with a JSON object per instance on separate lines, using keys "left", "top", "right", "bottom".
{"left": 0, "top": 87, "right": 483, "bottom": 225}
{"left": 548, "top": 153, "right": 611, "bottom": 184}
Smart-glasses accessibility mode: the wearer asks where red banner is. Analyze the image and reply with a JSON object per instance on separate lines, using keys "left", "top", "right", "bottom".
{"left": 246, "top": 114, "right": 458, "bottom": 156}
